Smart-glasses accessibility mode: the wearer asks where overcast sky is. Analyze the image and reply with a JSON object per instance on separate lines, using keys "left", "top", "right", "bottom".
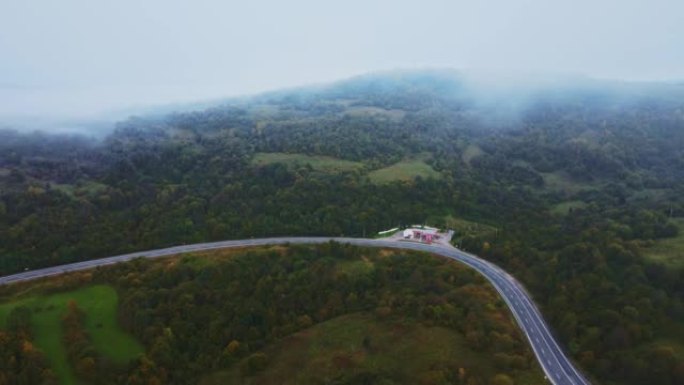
{"left": 1, "top": 0, "right": 683, "bottom": 121}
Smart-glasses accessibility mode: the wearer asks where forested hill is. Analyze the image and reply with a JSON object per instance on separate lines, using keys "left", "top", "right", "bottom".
{"left": 1, "top": 71, "right": 684, "bottom": 384}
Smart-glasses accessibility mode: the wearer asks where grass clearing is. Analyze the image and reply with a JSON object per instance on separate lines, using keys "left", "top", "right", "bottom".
{"left": 344, "top": 106, "right": 406, "bottom": 121}
{"left": 551, "top": 200, "right": 589, "bottom": 215}
{"left": 643, "top": 218, "right": 684, "bottom": 268}
{"left": 462, "top": 144, "right": 484, "bottom": 165}
{"left": 337, "top": 258, "right": 374, "bottom": 276}
{"left": 0, "top": 285, "right": 143, "bottom": 385}
{"left": 75, "top": 181, "right": 109, "bottom": 196}
{"left": 443, "top": 216, "right": 497, "bottom": 242}
{"left": 628, "top": 188, "right": 671, "bottom": 203}
{"left": 48, "top": 181, "right": 108, "bottom": 199}
{"left": 368, "top": 159, "right": 441, "bottom": 184}
{"left": 50, "top": 183, "right": 76, "bottom": 196}
{"left": 252, "top": 152, "right": 364, "bottom": 173}
{"left": 539, "top": 171, "right": 600, "bottom": 195}
{"left": 201, "top": 312, "right": 545, "bottom": 385}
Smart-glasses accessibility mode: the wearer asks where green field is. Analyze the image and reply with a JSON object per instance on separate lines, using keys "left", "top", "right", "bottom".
{"left": 201, "top": 312, "right": 545, "bottom": 385}
{"left": 0, "top": 285, "right": 144, "bottom": 385}
{"left": 337, "top": 258, "right": 375, "bottom": 276}
{"left": 368, "top": 159, "right": 441, "bottom": 184}
{"left": 442, "top": 215, "right": 498, "bottom": 242}
{"left": 628, "top": 188, "right": 672, "bottom": 204}
{"left": 252, "top": 152, "right": 364, "bottom": 172}
{"left": 539, "top": 171, "right": 600, "bottom": 195}
{"left": 551, "top": 200, "right": 589, "bottom": 215}
{"left": 344, "top": 106, "right": 406, "bottom": 121}
{"left": 461, "top": 144, "right": 484, "bottom": 165}
{"left": 643, "top": 218, "right": 684, "bottom": 268}
{"left": 47, "top": 181, "right": 109, "bottom": 199}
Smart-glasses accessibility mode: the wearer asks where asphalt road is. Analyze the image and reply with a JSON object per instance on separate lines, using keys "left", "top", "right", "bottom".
{"left": 0, "top": 237, "right": 590, "bottom": 385}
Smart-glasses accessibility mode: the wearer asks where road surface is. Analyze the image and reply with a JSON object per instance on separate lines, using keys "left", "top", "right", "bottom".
{"left": 0, "top": 237, "right": 590, "bottom": 385}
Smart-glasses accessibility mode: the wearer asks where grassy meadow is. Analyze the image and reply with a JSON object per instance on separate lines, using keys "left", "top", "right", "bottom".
{"left": 252, "top": 152, "right": 364, "bottom": 172}
{"left": 442, "top": 216, "right": 498, "bottom": 243}
{"left": 0, "top": 285, "right": 143, "bottom": 385}
{"left": 551, "top": 200, "right": 589, "bottom": 215}
{"left": 201, "top": 312, "right": 545, "bottom": 385}
{"left": 368, "top": 159, "right": 441, "bottom": 184}
{"left": 643, "top": 218, "right": 684, "bottom": 268}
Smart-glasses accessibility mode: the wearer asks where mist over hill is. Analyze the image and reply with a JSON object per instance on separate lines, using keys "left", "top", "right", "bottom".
{"left": 1, "top": 70, "right": 684, "bottom": 385}
{"left": 3, "top": 69, "right": 684, "bottom": 137}
{"left": 3, "top": 0, "right": 684, "bottom": 383}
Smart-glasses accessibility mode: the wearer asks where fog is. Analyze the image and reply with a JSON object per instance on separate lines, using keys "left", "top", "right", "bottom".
{"left": 1, "top": 0, "right": 683, "bottom": 132}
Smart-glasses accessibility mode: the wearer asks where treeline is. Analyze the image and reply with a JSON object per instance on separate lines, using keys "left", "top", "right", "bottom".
{"left": 62, "top": 301, "right": 127, "bottom": 384}
{"left": 464, "top": 206, "right": 684, "bottom": 385}
{"left": 0, "top": 306, "right": 57, "bottom": 384}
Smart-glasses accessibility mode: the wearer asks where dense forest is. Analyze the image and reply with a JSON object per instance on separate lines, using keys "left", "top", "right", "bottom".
{"left": 1, "top": 71, "right": 684, "bottom": 384}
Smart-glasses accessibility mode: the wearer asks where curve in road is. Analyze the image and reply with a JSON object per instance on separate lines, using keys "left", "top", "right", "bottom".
{"left": 0, "top": 237, "right": 590, "bottom": 385}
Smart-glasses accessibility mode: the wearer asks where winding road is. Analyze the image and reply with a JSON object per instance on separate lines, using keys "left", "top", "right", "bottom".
{"left": 0, "top": 237, "right": 590, "bottom": 385}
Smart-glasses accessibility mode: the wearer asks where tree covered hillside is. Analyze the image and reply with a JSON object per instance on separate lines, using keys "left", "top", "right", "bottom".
{"left": 0, "top": 244, "right": 547, "bottom": 385}
{"left": 1, "top": 71, "right": 684, "bottom": 384}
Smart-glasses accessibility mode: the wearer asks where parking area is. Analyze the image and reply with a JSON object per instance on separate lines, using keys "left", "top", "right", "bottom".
{"left": 383, "top": 228, "right": 455, "bottom": 248}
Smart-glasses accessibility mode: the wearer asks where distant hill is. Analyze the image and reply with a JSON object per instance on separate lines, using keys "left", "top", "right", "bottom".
{"left": 1, "top": 70, "right": 683, "bottom": 385}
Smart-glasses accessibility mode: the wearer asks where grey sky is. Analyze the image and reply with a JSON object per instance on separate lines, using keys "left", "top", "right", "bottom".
{"left": 1, "top": 0, "right": 682, "bottom": 121}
